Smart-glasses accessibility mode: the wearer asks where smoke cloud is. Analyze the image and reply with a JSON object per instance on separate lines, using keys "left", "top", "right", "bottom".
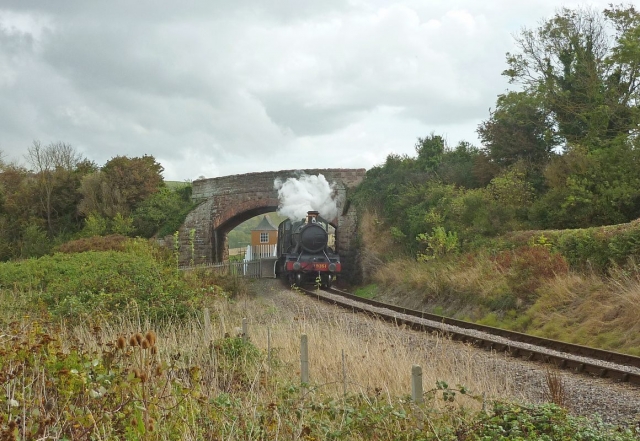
{"left": 274, "top": 173, "right": 338, "bottom": 221}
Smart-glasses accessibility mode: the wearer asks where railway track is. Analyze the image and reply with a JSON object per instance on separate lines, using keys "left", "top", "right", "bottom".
{"left": 298, "top": 285, "right": 640, "bottom": 385}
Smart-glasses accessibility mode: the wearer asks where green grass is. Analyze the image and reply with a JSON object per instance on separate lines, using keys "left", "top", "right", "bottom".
{"left": 354, "top": 283, "right": 378, "bottom": 299}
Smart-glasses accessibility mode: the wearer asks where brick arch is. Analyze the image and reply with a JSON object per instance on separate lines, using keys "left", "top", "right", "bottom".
{"left": 173, "top": 168, "right": 365, "bottom": 274}
{"left": 211, "top": 197, "right": 280, "bottom": 262}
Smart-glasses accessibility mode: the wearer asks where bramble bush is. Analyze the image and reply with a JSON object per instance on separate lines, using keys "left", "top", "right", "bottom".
{"left": 0, "top": 239, "right": 197, "bottom": 321}
{"left": 504, "top": 220, "right": 640, "bottom": 273}
{"left": 493, "top": 245, "right": 569, "bottom": 306}
{"left": 54, "top": 234, "right": 130, "bottom": 253}
{"left": 458, "top": 402, "right": 636, "bottom": 441}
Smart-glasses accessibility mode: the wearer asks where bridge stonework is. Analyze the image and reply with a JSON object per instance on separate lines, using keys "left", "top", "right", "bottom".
{"left": 172, "top": 168, "right": 365, "bottom": 278}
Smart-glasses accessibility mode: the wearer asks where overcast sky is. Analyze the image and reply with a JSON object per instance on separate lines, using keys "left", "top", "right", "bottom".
{"left": 0, "top": 1, "right": 616, "bottom": 181}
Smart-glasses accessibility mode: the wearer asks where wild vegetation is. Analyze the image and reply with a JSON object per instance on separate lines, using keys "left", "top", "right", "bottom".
{"left": 1, "top": 238, "right": 636, "bottom": 439}
{"left": 363, "top": 221, "right": 640, "bottom": 354}
{"left": 351, "top": 5, "right": 640, "bottom": 356}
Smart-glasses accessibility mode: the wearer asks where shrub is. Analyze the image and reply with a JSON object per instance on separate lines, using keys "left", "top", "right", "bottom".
{"left": 416, "top": 226, "right": 459, "bottom": 261}
{"left": 608, "top": 227, "right": 640, "bottom": 266}
{"left": 0, "top": 239, "right": 197, "bottom": 321}
{"left": 505, "top": 220, "right": 640, "bottom": 273}
{"left": 55, "top": 234, "right": 130, "bottom": 253}
{"left": 493, "top": 246, "right": 569, "bottom": 307}
{"left": 212, "top": 335, "right": 262, "bottom": 392}
{"left": 556, "top": 229, "right": 610, "bottom": 271}
{"left": 460, "top": 402, "right": 635, "bottom": 440}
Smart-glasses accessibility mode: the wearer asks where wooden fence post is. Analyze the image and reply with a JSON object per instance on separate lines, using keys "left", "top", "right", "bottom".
{"left": 267, "top": 328, "right": 271, "bottom": 373}
{"left": 204, "top": 307, "right": 215, "bottom": 361}
{"left": 242, "top": 317, "right": 248, "bottom": 342}
{"left": 203, "top": 308, "right": 211, "bottom": 342}
{"left": 301, "top": 334, "right": 309, "bottom": 395}
{"left": 342, "top": 349, "right": 347, "bottom": 397}
{"left": 411, "top": 365, "right": 423, "bottom": 404}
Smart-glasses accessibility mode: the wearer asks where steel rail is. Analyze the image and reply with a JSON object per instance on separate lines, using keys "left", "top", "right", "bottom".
{"left": 297, "top": 286, "right": 640, "bottom": 385}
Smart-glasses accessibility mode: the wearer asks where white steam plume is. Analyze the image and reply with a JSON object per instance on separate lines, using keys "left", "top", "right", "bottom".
{"left": 274, "top": 173, "right": 338, "bottom": 221}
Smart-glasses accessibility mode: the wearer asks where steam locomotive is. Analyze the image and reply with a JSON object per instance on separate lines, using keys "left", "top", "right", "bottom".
{"left": 275, "top": 210, "right": 341, "bottom": 288}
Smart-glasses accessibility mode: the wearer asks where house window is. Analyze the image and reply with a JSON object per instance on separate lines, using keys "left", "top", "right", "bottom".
{"left": 260, "top": 232, "right": 269, "bottom": 243}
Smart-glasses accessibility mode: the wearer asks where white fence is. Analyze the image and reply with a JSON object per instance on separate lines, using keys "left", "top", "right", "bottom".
{"left": 181, "top": 260, "right": 262, "bottom": 278}
{"left": 179, "top": 244, "right": 277, "bottom": 278}
{"left": 245, "top": 244, "right": 276, "bottom": 261}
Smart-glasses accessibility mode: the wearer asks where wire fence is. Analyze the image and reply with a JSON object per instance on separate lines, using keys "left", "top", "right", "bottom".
{"left": 180, "top": 260, "right": 262, "bottom": 278}
{"left": 203, "top": 308, "right": 427, "bottom": 403}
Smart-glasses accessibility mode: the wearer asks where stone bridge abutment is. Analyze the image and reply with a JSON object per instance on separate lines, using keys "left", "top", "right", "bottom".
{"left": 172, "top": 168, "right": 365, "bottom": 278}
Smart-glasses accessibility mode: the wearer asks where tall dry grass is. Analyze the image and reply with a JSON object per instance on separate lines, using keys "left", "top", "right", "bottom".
{"left": 57, "top": 293, "right": 523, "bottom": 408}
{"left": 372, "top": 255, "right": 513, "bottom": 322}
{"left": 369, "top": 243, "right": 640, "bottom": 354}
{"left": 0, "top": 288, "right": 534, "bottom": 439}
{"left": 543, "top": 369, "right": 567, "bottom": 408}
{"left": 363, "top": 214, "right": 640, "bottom": 355}
{"left": 9, "top": 280, "right": 637, "bottom": 438}
{"left": 227, "top": 295, "right": 523, "bottom": 404}
{"left": 529, "top": 264, "right": 640, "bottom": 352}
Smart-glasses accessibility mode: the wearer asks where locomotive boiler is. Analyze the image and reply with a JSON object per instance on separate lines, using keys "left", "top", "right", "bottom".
{"left": 275, "top": 210, "right": 341, "bottom": 287}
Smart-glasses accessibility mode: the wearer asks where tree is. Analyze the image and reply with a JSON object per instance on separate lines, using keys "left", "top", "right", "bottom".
{"left": 0, "top": 164, "right": 34, "bottom": 260}
{"left": 528, "top": 134, "right": 640, "bottom": 229}
{"left": 415, "top": 133, "right": 445, "bottom": 173}
{"left": 470, "top": 151, "right": 501, "bottom": 187}
{"left": 101, "top": 155, "right": 164, "bottom": 212}
{"left": 478, "top": 91, "right": 558, "bottom": 167}
{"left": 132, "top": 185, "right": 194, "bottom": 238}
{"left": 25, "top": 141, "right": 84, "bottom": 237}
{"left": 437, "top": 141, "right": 484, "bottom": 189}
{"left": 504, "top": 5, "right": 640, "bottom": 147}
{"left": 78, "top": 171, "right": 127, "bottom": 218}
{"left": 79, "top": 155, "right": 165, "bottom": 220}
{"left": 353, "top": 153, "right": 424, "bottom": 217}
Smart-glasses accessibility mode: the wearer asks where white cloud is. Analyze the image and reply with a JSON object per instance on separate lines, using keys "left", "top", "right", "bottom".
{"left": 0, "top": 0, "right": 617, "bottom": 179}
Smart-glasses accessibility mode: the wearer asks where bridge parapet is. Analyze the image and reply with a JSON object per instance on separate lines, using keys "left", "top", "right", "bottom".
{"left": 192, "top": 168, "right": 366, "bottom": 201}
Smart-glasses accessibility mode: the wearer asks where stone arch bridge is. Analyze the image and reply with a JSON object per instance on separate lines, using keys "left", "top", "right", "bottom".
{"left": 172, "top": 168, "right": 365, "bottom": 275}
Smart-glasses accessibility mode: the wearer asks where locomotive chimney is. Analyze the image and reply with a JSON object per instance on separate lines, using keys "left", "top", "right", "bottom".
{"left": 307, "top": 210, "right": 319, "bottom": 223}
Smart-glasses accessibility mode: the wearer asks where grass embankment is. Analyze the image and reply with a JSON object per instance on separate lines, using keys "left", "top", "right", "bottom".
{"left": 0, "top": 237, "right": 635, "bottom": 439}
{"left": 361, "top": 212, "right": 640, "bottom": 356}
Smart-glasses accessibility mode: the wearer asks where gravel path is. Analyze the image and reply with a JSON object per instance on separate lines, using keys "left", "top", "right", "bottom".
{"left": 249, "top": 279, "right": 640, "bottom": 428}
